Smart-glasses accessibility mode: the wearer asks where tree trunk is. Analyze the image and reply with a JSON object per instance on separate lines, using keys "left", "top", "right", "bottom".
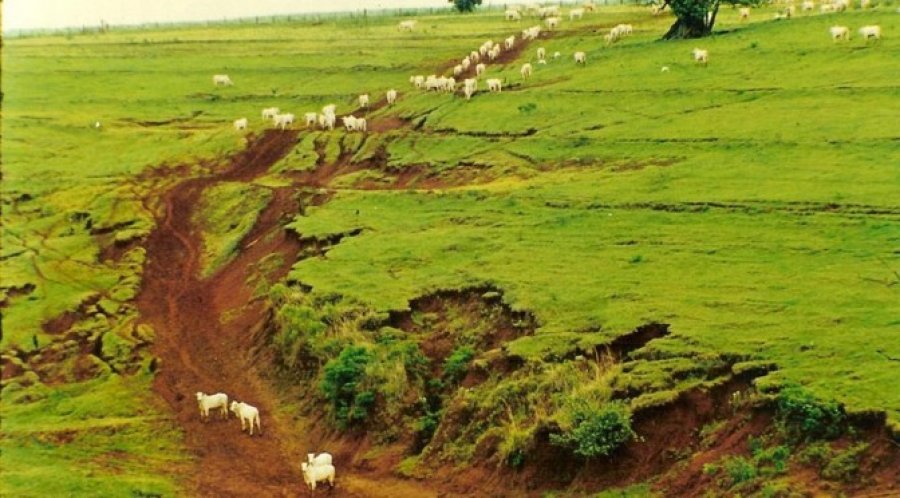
{"left": 662, "top": 15, "right": 709, "bottom": 39}
{"left": 663, "top": 0, "right": 720, "bottom": 39}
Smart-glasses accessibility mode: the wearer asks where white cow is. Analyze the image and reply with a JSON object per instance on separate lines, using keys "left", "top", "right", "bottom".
{"left": 487, "top": 78, "right": 503, "bottom": 92}
{"left": 570, "top": 8, "right": 585, "bottom": 20}
{"left": 358, "top": 94, "right": 370, "bottom": 109}
{"left": 545, "top": 17, "right": 560, "bottom": 30}
{"left": 398, "top": 20, "right": 417, "bottom": 31}
{"left": 212, "top": 74, "right": 233, "bottom": 87}
{"left": 318, "top": 112, "right": 336, "bottom": 131}
{"left": 830, "top": 25, "right": 850, "bottom": 41}
{"left": 261, "top": 107, "right": 280, "bottom": 120}
{"left": 386, "top": 89, "right": 398, "bottom": 106}
{"left": 301, "top": 462, "right": 335, "bottom": 492}
{"left": 196, "top": 392, "right": 228, "bottom": 421}
{"left": 233, "top": 118, "right": 248, "bottom": 131}
{"left": 475, "top": 63, "right": 486, "bottom": 76}
{"left": 230, "top": 401, "right": 262, "bottom": 436}
{"left": 739, "top": 7, "right": 750, "bottom": 20}
{"left": 506, "top": 9, "right": 522, "bottom": 20}
{"left": 521, "top": 63, "right": 533, "bottom": 79}
{"left": 537, "top": 47, "right": 546, "bottom": 61}
{"left": 274, "top": 113, "right": 294, "bottom": 130}
{"left": 304, "top": 112, "right": 318, "bottom": 127}
{"left": 859, "top": 25, "right": 881, "bottom": 40}
{"left": 574, "top": 51, "right": 586, "bottom": 65}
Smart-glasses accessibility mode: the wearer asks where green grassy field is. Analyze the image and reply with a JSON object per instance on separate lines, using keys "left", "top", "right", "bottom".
{"left": 2, "top": 3, "right": 898, "bottom": 495}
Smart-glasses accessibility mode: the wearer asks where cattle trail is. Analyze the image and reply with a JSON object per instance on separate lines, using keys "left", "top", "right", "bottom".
{"left": 136, "top": 130, "right": 355, "bottom": 497}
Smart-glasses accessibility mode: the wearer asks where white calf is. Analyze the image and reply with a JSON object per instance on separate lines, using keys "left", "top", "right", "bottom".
{"left": 212, "top": 74, "right": 233, "bottom": 87}
{"left": 196, "top": 392, "right": 228, "bottom": 421}
{"left": 230, "top": 401, "right": 262, "bottom": 436}
{"left": 692, "top": 47, "right": 709, "bottom": 65}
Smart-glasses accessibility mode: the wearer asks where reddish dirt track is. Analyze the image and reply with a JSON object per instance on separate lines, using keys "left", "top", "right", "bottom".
{"left": 135, "top": 130, "right": 440, "bottom": 497}
{"left": 137, "top": 130, "right": 305, "bottom": 497}
{"left": 135, "top": 130, "right": 366, "bottom": 497}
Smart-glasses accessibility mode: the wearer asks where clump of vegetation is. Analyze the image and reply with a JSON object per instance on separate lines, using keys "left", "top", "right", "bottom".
{"left": 722, "top": 455, "right": 757, "bottom": 486}
{"left": 194, "top": 182, "right": 272, "bottom": 277}
{"left": 821, "top": 443, "right": 868, "bottom": 482}
{"left": 443, "top": 346, "right": 475, "bottom": 384}
{"left": 450, "top": 0, "right": 482, "bottom": 13}
{"left": 550, "top": 399, "right": 636, "bottom": 459}
{"left": 775, "top": 384, "right": 846, "bottom": 442}
{"left": 320, "top": 345, "right": 375, "bottom": 428}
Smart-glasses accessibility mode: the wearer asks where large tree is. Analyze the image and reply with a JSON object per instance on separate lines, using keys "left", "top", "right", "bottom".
{"left": 448, "top": 0, "right": 482, "bottom": 13}
{"left": 659, "top": 0, "right": 720, "bottom": 39}
{"left": 659, "top": 0, "right": 759, "bottom": 39}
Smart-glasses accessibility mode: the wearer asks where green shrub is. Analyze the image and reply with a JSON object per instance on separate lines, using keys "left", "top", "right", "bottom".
{"left": 796, "top": 441, "right": 832, "bottom": 467}
{"left": 775, "top": 384, "right": 845, "bottom": 442}
{"left": 752, "top": 442, "right": 790, "bottom": 475}
{"left": 550, "top": 400, "right": 636, "bottom": 459}
{"left": 822, "top": 443, "right": 868, "bottom": 482}
{"left": 723, "top": 456, "right": 757, "bottom": 486}
{"left": 320, "top": 345, "right": 373, "bottom": 428}
{"left": 414, "top": 410, "right": 442, "bottom": 452}
{"left": 443, "top": 346, "right": 475, "bottom": 385}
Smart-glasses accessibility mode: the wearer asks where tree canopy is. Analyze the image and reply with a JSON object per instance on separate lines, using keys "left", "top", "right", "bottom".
{"left": 449, "top": 0, "right": 483, "bottom": 13}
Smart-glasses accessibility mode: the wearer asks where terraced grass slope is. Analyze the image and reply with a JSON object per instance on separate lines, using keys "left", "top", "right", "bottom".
{"left": 2, "top": 4, "right": 898, "bottom": 497}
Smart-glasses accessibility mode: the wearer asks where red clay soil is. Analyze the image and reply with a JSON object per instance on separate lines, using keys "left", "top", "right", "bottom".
{"left": 135, "top": 129, "right": 440, "bottom": 497}
{"left": 136, "top": 130, "right": 314, "bottom": 497}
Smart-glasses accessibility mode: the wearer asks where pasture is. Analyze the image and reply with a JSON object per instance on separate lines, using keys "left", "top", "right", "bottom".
{"left": 2, "top": 2, "right": 898, "bottom": 496}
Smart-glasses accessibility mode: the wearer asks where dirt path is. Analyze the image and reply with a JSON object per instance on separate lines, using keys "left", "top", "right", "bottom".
{"left": 137, "top": 130, "right": 340, "bottom": 497}
{"left": 135, "top": 129, "right": 443, "bottom": 497}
